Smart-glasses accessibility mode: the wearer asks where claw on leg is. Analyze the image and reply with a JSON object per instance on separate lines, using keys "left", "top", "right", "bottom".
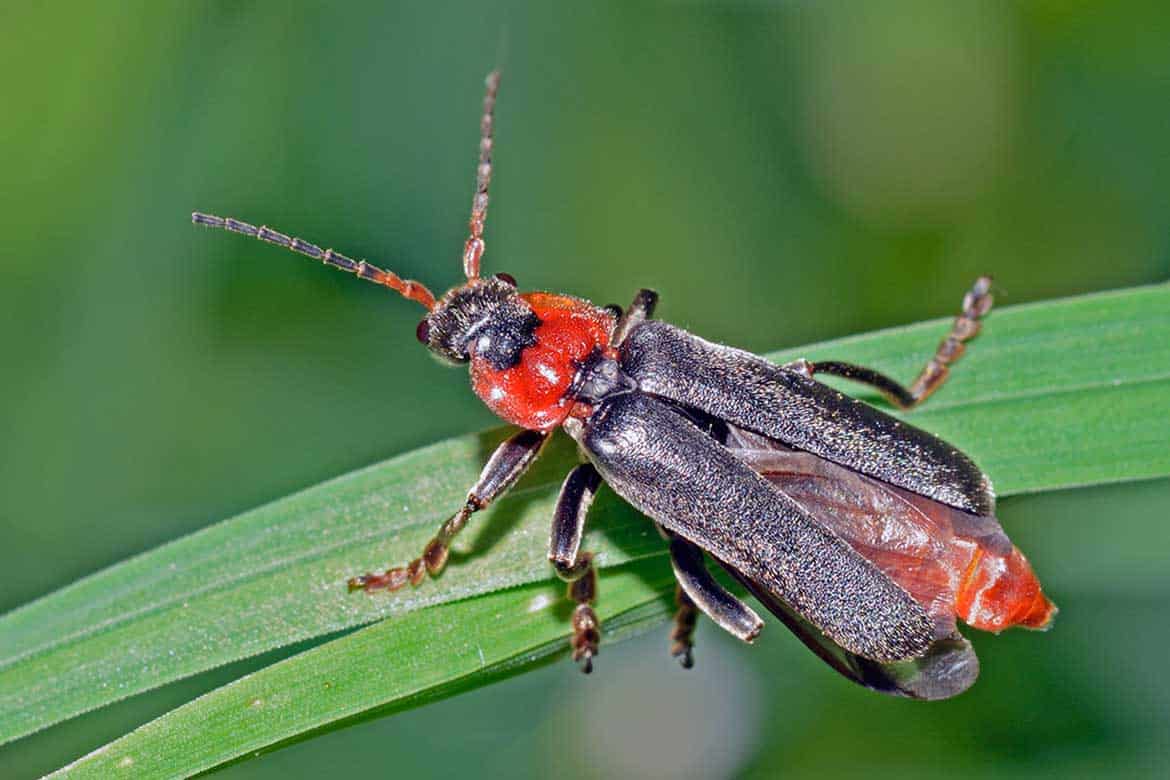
{"left": 347, "top": 567, "right": 409, "bottom": 593}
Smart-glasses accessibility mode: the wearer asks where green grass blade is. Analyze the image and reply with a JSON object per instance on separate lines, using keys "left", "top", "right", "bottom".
{"left": 46, "top": 561, "right": 679, "bottom": 779}
{"left": 774, "top": 282, "right": 1170, "bottom": 494}
{"left": 1, "top": 282, "right": 1167, "bottom": 759}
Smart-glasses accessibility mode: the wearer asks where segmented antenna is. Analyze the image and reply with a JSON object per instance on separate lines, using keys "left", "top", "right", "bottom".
{"left": 462, "top": 70, "right": 501, "bottom": 280}
{"left": 191, "top": 212, "right": 436, "bottom": 310}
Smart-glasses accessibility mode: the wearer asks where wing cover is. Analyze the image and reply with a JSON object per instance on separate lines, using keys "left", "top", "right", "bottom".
{"left": 580, "top": 392, "right": 940, "bottom": 662}
{"left": 620, "top": 321, "right": 995, "bottom": 514}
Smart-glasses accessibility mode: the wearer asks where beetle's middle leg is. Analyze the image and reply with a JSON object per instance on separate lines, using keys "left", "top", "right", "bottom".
{"left": 549, "top": 462, "right": 604, "bottom": 673}
{"left": 348, "top": 428, "right": 549, "bottom": 593}
{"left": 663, "top": 530, "right": 764, "bottom": 668}
{"left": 785, "top": 276, "right": 993, "bottom": 409}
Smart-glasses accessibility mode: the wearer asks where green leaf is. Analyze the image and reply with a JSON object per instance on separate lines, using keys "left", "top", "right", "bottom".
{"left": 2, "top": 283, "right": 1168, "bottom": 776}
{"left": 45, "top": 561, "right": 680, "bottom": 779}
{"left": 783, "top": 282, "right": 1170, "bottom": 495}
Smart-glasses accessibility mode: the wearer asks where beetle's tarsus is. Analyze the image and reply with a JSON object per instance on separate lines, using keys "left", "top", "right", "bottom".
{"left": 346, "top": 565, "right": 411, "bottom": 593}
{"left": 423, "top": 538, "right": 449, "bottom": 575}
{"left": 571, "top": 603, "right": 600, "bottom": 673}
{"left": 669, "top": 584, "right": 698, "bottom": 669}
{"left": 906, "top": 275, "right": 993, "bottom": 406}
{"left": 568, "top": 569, "right": 600, "bottom": 671}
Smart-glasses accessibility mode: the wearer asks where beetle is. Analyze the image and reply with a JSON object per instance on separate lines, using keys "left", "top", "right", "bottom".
{"left": 192, "top": 70, "right": 1054, "bottom": 699}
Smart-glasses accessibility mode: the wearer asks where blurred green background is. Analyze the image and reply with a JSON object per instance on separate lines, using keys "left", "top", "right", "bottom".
{"left": 3, "top": 1, "right": 1170, "bottom": 778}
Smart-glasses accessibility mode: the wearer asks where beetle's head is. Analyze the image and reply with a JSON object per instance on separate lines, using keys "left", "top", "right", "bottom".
{"left": 417, "top": 273, "right": 537, "bottom": 367}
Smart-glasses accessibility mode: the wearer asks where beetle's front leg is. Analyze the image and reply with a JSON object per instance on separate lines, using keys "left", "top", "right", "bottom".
{"left": 348, "top": 428, "right": 549, "bottom": 592}
{"left": 611, "top": 288, "right": 659, "bottom": 347}
{"left": 549, "top": 462, "right": 603, "bottom": 673}
{"left": 785, "top": 276, "right": 993, "bottom": 409}
{"left": 664, "top": 530, "right": 765, "bottom": 668}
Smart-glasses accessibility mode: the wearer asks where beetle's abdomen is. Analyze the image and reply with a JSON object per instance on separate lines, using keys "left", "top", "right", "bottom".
{"left": 953, "top": 542, "right": 1055, "bottom": 631}
{"left": 735, "top": 439, "right": 1056, "bottom": 634}
{"left": 834, "top": 487, "right": 1056, "bottom": 633}
{"left": 471, "top": 292, "right": 615, "bottom": 430}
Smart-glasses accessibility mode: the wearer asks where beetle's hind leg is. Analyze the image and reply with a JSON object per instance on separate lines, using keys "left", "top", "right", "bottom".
{"left": 786, "top": 276, "right": 993, "bottom": 409}
{"left": 549, "top": 463, "right": 604, "bottom": 673}
{"left": 348, "top": 428, "right": 549, "bottom": 593}
{"left": 664, "top": 530, "right": 764, "bottom": 668}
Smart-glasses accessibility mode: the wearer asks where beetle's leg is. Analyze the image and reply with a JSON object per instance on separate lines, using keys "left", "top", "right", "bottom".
{"left": 549, "top": 463, "right": 603, "bottom": 673}
{"left": 905, "top": 275, "right": 995, "bottom": 402}
{"left": 670, "top": 585, "right": 698, "bottom": 670}
{"left": 783, "top": 358, "right": 919, "bottom": 409}
{"left": 611, "top": 288, "right": 659, "bottom": 347}
{"left": 664, "top": 531, "right": 765, "bottom": 668}
{"left": 348, "top": 428, "right": 549, "bottom": 592}
{"left": 785, "top": 276, "right": 993, "bottom": 409}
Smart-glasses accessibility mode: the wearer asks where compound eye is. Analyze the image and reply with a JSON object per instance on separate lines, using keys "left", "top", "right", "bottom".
{"left": 415, "top": 319, "right": 431, "bottom": 344}
{"left": 494, "top": 272, "right": 517, "bottom": 287}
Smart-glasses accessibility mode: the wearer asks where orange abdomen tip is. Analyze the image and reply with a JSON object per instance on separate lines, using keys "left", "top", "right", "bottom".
{"left": 955, "top": 545, "right": 1057, "bottom": 632}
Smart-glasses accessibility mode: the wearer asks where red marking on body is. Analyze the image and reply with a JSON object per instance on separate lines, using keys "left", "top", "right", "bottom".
{"left": 471, "top": 292, "right": 615, "bottom": 431}
{"left": 953, "top": 545, "right": 1055, "bottom": 631}
{"left": 882, "top": 489, "right": 1056, "bottom": 633}
{"left": 747, "top": 446, "right": 1056, "bottom": 636}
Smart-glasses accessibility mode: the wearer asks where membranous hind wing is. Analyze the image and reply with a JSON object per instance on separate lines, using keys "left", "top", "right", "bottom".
{"left": 724, "top": 425, "right": 1055, "bottom": 636}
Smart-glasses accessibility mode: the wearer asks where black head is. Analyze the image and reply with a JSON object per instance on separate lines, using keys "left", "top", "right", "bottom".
{"left": 417, "top": 274, "right": 538, "bottom": 368}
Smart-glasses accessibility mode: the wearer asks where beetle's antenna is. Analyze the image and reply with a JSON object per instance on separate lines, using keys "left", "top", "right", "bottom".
{"left": 192, "top": 212, "right": 437, "bottom": 310}
{"left": 462, "top": 70, "right": 501, "bottom": 280}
